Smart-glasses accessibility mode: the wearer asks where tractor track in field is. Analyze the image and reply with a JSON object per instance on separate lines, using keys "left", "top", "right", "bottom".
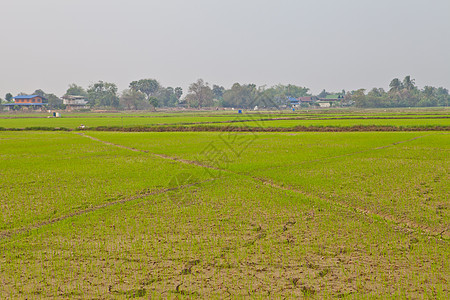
{"left": 0, "top": 179, "right": 217, "bottom": 242}
{"left": 253, "top": 178, "right": 449, "bottom": 240}
{"left": 74, "top": 132, "right": 222, "bottom": 171}
{"left": 74, "top": 132, "right": 448, "bottom": 241}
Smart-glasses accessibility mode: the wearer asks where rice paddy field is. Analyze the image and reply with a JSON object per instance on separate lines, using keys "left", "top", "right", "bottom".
{"left": 0, "top": 109, "right": 449, "bottom": 298}
{"left": 0, "top": 108, "right": 449, "bottom": 130}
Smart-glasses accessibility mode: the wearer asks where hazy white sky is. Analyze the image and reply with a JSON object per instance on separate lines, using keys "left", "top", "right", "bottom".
{"left": 1, "top": 0, "right": 449, "bottom": 98}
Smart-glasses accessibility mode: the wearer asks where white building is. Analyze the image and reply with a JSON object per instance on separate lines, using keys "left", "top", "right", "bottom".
{"left": 62, "top": 95, "right": 89, "bottom": 110}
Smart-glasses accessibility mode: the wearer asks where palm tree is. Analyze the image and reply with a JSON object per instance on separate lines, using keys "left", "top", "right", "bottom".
{"left": 389, "top": 78, "right": 402, "bottom": 93}
{"left": 402, "top": 76, "right": 416, "bottom": 91}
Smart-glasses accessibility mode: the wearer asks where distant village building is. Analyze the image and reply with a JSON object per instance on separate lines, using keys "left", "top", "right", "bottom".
{"left": 62, "top": 95, "right": 89, "bottom": 110}
{"left": 2, "top": 95, "right": 47, "bottom": 111}
{"left": 317, "top": 94, "right": 344, "bottom": 108}
{"left": 287, "top": 96, "right": 318, "bottom": 107}
{"left": 287, "top": 96, "right": 300, "bottom": 107}
{"left": 298, "top": 96, "right": 318, "bottom": 104}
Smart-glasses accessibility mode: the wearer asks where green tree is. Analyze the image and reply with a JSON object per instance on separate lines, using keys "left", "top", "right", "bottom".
{"left": 422, "top": 86, "right": 435, "bottom": 98}
{"left": 389, "top": 78, "right": 403, "bottom": 93}
{"left": 256, "top": 84, "right": 308, "bottom": 108}
{"left": 46, "top": 94, "right": 64, "bottom": 109}
{"left": 222, "top": 83, "right": 258, "bottom": 108}
{"left": 5, "top": 93, "right": 13, "bottom": 102}
{"left": 402, "top": 76, "right": 415, "bottom": 91}
{"left": 33, "top": 89, "right": 46, "bottom": 97}
{"left": 367, "top": 88, "right": 385, "bottom": 98}
{"left": 156, "top": 87, "right": 179, "bottom": 107}
{"left": 365, "top": 88, "right": 389, "bottom": 107}
{"left": 129, "top": 79, "right": 160, "bottom": 99}
{"left": 87, "top": 81, "right": 119, "bottom": 107}
{"left": 185, "top": 79, "right": 214, "bottom": 108}
{"left": 148, "top": 96, "right": 159, "bottom": 111}
{"left": 436, "top": 87, "right": 449, "bottom": 106}
{"left": 174, "top": 87, "right": 183, "bottom": 101}
{"left": 120, "top": 89, "right": 146, "bottom": 110}
{"left": 212, "top": 85, "right": 225, "bottom": 100}
{"left": 388, "top": 78, "right": 404, "bottom": 106}
{"left": 66, "top": 84, "right": 87, "bottom": 97}
{"left": 285, "top": 84, "right": 310, "bottom": 98}
{"left": 352, "top": 89, "right": 367, "bottom": 107}
{"left": 318, "top": 89, "right": 328, "bottom": 98}
{"left": 257, "top": 86, "right": 279, "bottom": 108}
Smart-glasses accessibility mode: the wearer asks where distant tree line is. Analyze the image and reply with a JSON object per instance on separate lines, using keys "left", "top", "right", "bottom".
{"left": 2, "top": 75, "right": 448, "bottom": 110}
{"left": 183, "top": 80, "right": 310, "bottom": 109}
{"left": 352, "top": 76, "right": 449, "bottom": 108}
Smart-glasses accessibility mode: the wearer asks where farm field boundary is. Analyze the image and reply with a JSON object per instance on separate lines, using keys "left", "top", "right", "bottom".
{"left": 2, "top": 125, "right": 447, "bottom": 132}
{"left": 89, "top": 125, "right": 450, "bottom": 132}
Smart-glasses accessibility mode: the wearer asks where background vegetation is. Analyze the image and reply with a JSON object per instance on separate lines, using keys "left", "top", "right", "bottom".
{"left": 2, "top": 76, "right": 448, "bottom": 110}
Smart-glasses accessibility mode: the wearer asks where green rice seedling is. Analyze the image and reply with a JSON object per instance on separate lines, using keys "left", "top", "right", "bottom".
{"left": 0, "top": 120, "right": 448, "bottom": 298}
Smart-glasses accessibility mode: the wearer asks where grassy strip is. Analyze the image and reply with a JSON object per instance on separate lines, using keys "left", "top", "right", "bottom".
{"left": 0, "top": 126, "right": 71, "bottom": 131}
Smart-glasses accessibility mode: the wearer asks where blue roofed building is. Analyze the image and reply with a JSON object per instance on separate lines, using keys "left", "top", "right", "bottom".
{"left": 287, "top": 96, "right": 317, "bottom": 107}
{"left": 287, "top": 96, "right": 300, "bottom": 106}
{"left": 2, "top": 95, "right": 48, "bottom": 111}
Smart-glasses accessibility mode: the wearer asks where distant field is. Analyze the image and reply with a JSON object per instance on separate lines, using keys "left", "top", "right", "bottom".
{"left": 236, "top": 117, "right": 450, "bottom": 128}
{"left": 0, "top": 109, "right": 449, "bottom": 130}
{"left": 1, "top": 128, "right": 448, "bottom": 298}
